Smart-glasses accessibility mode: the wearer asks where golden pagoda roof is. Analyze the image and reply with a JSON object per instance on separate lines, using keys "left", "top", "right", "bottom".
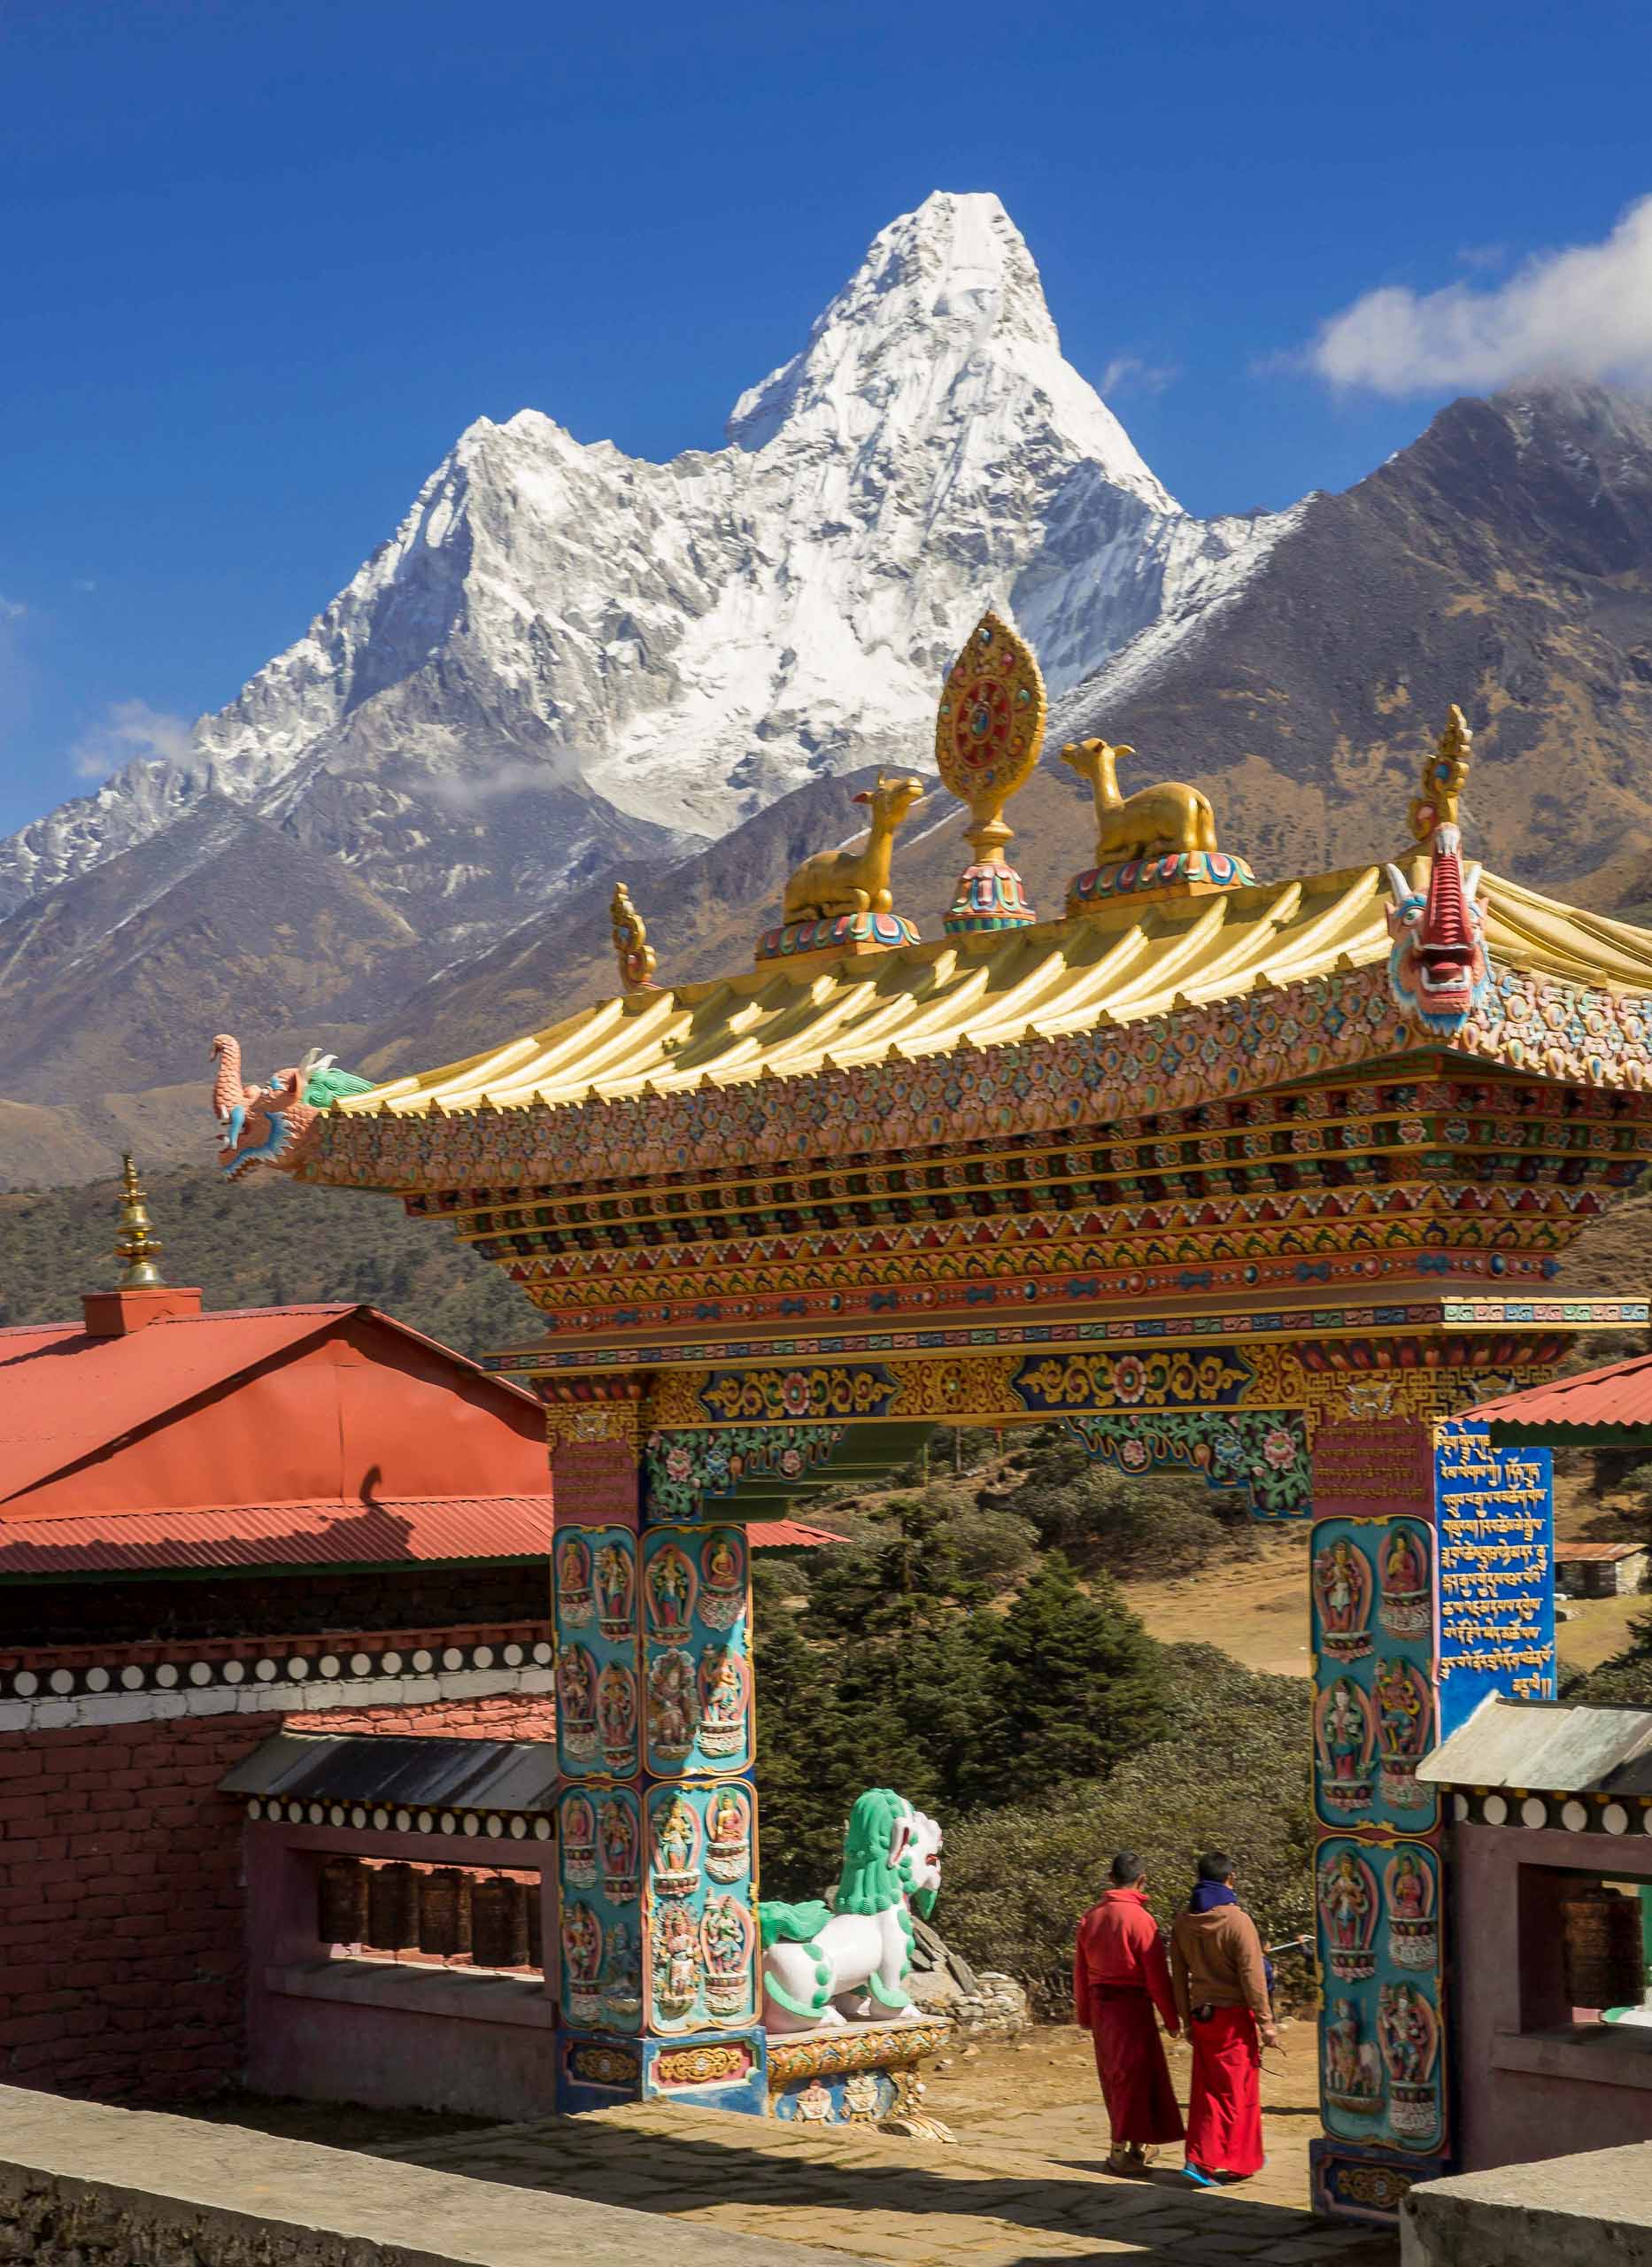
{"left": 342, "top": 855, "right": 1652, "bottom": 1126}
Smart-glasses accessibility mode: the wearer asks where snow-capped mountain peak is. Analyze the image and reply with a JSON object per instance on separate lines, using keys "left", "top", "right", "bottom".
{"left": 728, "top": 190, "right": 1171, "bottom": 511}
{"left": 0, "top": 189, "right": 1289, "bottom": 918}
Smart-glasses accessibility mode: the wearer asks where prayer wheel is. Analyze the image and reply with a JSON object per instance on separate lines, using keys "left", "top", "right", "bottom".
{"left": 365, "top": 1862, "right": 420, "bottom": 1952}
{"left": 418, "top": 1867, "right": 473, "bottom": 1957}
{"left": 316, "top": 1856, "right": 367, "bottom": 1946}
{"left": 1563, "top": 1884, "right": 1646, "bottom": 2009}
{"left": 471, "top": 1876, "right": 530, "bottom": 1970}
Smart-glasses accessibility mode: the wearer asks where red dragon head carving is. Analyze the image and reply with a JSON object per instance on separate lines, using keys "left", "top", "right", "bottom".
{"left": 1383, "top": 824, "right": 1489, "bottom": 1036}
{"left": 1383, "top": 706, "right": 1491, "bottom": 1038}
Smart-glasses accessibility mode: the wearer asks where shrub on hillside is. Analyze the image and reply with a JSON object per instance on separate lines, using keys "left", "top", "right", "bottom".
{"left": 1575, "top": 1620, "right": 1652, "bottom": 1706}
{"left": 990, "top": 1433, "right": 1255, "bottom": 1578}
{"left": 946, "top": 1505, "right": 1039, "bottom": 1590}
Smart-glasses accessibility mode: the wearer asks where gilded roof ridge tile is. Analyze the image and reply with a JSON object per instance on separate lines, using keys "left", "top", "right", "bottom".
{"left": 334, "top": 852, "right": 1652, "bottom": 1127}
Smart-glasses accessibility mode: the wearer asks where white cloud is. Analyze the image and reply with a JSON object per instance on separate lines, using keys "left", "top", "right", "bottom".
{"left": 0, "top": 596, "right": 25, "bottom": 622}
{"left": 72, "top": 577, "right": 96, "bottom": 594}
{"left": 72, "top": 699, "right": 196, "bottom": 782}
{"left": 1306, "top": 193, "right": 1652, "bottom": 396}
{"left": 1100, "top": 353, "right": 1180, "bottom": 399}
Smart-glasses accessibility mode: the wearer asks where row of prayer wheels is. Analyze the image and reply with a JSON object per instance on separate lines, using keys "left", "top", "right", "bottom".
{"left": 316, "top": 1857, "right": 543, "bottom": 1970}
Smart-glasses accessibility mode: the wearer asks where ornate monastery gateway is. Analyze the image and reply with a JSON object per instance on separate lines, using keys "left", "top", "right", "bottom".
{"left": 220, "top": 611, "right": 1652, "bottom": 2209}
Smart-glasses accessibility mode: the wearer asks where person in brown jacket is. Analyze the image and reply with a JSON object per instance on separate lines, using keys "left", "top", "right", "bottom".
{"left": 1169, "top": 1851, "right": 1278, "bottom": 2186}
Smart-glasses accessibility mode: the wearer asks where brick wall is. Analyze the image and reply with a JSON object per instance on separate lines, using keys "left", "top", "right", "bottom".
{"left": 0, "top": 1710, "right": 283, "bottom": 2101}
{"left": 284, "top": 1692, "right": 558, "bottom": 1739}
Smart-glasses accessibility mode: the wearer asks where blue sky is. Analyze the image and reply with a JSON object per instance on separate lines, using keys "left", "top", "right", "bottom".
{"left": 2, "top": 0, "right": 1649, "bottom": 833}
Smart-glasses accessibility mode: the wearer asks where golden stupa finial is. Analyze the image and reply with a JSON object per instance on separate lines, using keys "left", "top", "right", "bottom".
{"left": 936, "top": 608, "right": 1045, "bottom": 932}
{"left": 610, "top": 882, "right": 659, "bottom": 993}
{"left": 114, "top": 1155, "right": 166, "bottom": 1289}
{"left": 1409, "top": 705, "right": 1473, "bottom": 843}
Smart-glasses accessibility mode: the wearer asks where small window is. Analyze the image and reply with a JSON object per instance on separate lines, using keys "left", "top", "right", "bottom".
{"left": 1517, "top": 1865, "right": 1652, "bottom": 2040}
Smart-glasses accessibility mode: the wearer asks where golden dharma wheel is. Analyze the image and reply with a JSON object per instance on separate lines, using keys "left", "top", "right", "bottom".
{"left": 934, "top": 610, "right": 1046, "bottom": 823}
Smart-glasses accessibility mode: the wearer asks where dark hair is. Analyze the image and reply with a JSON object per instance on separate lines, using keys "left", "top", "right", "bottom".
{"left": 1196, "top": 1852, "right": 1234, "bottom": 1883}
{"left": 1109, "top": 1851, "right": 1146, "bottom": 1886}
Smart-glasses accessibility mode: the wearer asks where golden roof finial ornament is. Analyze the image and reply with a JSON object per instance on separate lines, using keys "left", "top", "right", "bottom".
{"left": 113, "top": 1154, "right": 166, "bottom": 1289}
{"left": 1409, "top": 704, "right": 1473, "bottom": 844}
{"left": 937, "top": 609, "right": 1044, "bottom": 932}
{"left": 610, "top": 882, "right": 659, "bottom": 994}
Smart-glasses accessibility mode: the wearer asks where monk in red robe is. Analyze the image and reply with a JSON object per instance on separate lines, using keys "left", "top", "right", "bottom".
{"left": 1170, "top": 1850, "right": 1278, "bottom": 2186}
{"left": 1074, "top": 1851, "right": 1185, "bottom": 2174}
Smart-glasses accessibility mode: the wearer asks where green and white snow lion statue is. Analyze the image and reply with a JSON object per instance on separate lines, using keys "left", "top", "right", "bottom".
{"left": 758, "top": 1787, "right": 941, "bottom": 2033}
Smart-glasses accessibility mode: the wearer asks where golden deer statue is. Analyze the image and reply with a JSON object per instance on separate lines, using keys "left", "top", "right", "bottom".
{"left": 1061, "top": 739, "right": 1218, "bottom": 865}
{"left": 782, "top": 773, "right": 926, "bottom": 925}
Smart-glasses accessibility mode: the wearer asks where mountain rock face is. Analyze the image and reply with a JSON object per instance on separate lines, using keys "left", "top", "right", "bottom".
{"left": 1054, "top": 382, "right": 1652, "bottom": 901}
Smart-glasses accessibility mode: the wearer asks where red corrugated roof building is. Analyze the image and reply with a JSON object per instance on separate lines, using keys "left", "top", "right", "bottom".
{"left": 1475, "top": 1351, "right": 1652, "bottom": 1443}
{"left": 0, "top": 1289, "right": 556, "bottom": 1579}
{"left": 0, "top": 1164, "right": 846, "bottom": 2112}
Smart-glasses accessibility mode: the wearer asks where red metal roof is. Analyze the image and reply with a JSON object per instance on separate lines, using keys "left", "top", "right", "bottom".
{"left": 1473, "top": 1351, "right": 1652, "bottom": 1435}
{"left": 0, "top": 1495, "right": 559, "bottom": 1576}
{"left": 745, "top": 1519, "right": 847, "bottom": 1549}
{"left": 0, "top": 1500, "right": 845, "bottom": 1576}
{"left": 0, "top": 1302, "right": 542, "bottom": 1511}
{"left": 1556, "top": 1541, "right": 1647, "bottom": 1562}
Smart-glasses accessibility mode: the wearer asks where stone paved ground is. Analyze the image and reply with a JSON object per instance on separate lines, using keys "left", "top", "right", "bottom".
{"left": 379, "top": 2026, "right": 1400, "bottom": 2267}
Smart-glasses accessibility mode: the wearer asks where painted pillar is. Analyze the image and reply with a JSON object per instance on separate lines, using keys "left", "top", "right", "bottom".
{"left": 550, "top": 1433, "right": 765, "bottom": 2114}
{"left": 1307, "top": 1415, "right": 1555, "bottom": 2223}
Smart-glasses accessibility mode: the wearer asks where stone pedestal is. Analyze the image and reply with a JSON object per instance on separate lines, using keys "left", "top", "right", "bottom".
{"left": 766, "top": 2016, "right": 953, "bottom": 2126}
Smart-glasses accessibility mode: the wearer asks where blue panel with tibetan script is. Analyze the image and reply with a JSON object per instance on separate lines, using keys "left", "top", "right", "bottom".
{"left": 1435, "top": 1421, "right": 1556, "bottom": 1740}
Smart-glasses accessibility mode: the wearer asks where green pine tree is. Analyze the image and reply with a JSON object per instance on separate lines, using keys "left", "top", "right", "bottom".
{"left": 751, "top": 1613, "right": 845, "bottom": 1895}
{"left": 981, "top": 1552, "right": 1172, "bottom": 1800}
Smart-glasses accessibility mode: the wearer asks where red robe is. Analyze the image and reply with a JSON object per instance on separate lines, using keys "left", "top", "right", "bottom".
{"left": 1073, "top": 1888, "right": 1185, "bottom": 2146}
{"left": 1185, "top": 2005, "right": 1265, "bottom": 2177}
